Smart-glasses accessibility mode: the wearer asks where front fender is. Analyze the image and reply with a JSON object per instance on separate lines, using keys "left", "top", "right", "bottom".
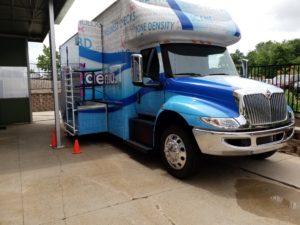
{"left": 162, "top": 95, "right": 239, "bottom": 118}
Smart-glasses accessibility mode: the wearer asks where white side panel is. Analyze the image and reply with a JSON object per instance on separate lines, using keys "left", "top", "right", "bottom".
{"left": 78, "top": 20, "right": 102, "bottom": 69}
{"left": 60, "top": 35, "right": 79, "bottom": 68}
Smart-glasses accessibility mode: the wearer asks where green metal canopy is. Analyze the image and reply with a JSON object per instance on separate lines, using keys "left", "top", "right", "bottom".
{"left": 0, "top": 0, "right": 74, "bottom": 42}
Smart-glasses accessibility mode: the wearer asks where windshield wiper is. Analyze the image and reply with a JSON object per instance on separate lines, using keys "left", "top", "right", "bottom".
{"left": 173, "top": 73, "right": 206, "bottom": 77}
{"left": 208, "top": 73, "right": 229, "bottom": 75}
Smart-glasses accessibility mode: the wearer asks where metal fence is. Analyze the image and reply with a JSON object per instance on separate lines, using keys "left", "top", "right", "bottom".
{"left": 29, "top": 64, "right": 61, "bottom": 92}
{"left": 29, "top": 72, "right": 61, "bottom": 92}
{"left": 245, "top": 64, "right": 300, "bottom": 113}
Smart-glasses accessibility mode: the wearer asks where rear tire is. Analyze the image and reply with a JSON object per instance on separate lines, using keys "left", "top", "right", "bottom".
{"left": 251, "top": 150, "right": 277, "bottom": 159}
{"left": 160, "top": 126, "right": 200, "bottom": 179}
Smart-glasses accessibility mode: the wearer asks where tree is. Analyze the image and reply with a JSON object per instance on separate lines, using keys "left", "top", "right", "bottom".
{"left": 36, "top": 45, "right": 60, "bottom": 71}
{"left": 271, "top": 42, "right": 294, "bottom": 65}
{"left": 290, "top": 39, "right": 300, "bottom": 64}
{"left": 247, "top": 41, "right": 276, "bottom": 65}
{"left": 230, "top": 49, "right": 244, "bottom": 66}
{"left": 246, "top": 39, "right": 300, "bottom": 66}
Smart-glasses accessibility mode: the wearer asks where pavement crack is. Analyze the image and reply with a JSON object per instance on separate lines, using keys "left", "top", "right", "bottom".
{"left": 155, "top": 204, "right": 176, "bottom": 225}
{"left": 64, "top": 187, "right": 184, "bottom": 221}
{"left": 217, "top": 157, "right": 300, "bottom": 191}
{"left": 131, "top": 195, "right": 149, "bottom": 201}
{"left": 56, "top": 151, "right": 67, "bottom": 224}
{"left": 242, "top": 168, "right": 300, "bottom": 190}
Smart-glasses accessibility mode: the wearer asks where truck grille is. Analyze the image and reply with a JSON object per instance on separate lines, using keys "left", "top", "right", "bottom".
{"left": 243, "top": 93, "right": 287, "bottom": 125}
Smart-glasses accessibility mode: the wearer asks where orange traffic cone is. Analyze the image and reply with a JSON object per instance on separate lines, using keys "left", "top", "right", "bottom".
{"left": 73, "top": 139, "right": 81, "bottom": 154}
{"left": 50, "top": 131, "right": 57, "bottom": 148}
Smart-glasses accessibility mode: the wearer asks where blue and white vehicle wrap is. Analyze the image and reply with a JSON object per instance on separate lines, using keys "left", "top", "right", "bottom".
{"left": 60, "top": 0, "right": 294, "bottom": 157}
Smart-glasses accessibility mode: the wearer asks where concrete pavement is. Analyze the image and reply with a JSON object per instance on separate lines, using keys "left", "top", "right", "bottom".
{"left": 0, "top": 112, "right": 299, "bottom": 225}
{"left": 221, "top": 153, "right": 300, "bottom": 189}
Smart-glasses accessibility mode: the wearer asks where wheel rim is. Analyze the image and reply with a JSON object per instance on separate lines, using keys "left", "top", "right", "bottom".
{"left": 164, "top": 133, "right": 187, "bottom": 170}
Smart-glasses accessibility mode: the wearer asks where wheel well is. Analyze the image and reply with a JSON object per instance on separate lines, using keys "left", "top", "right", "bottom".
{"left": 154, "top": 110, "right": 190, "bottom": 149}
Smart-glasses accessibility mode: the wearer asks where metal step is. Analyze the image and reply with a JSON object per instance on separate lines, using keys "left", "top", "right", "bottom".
{"left": 129, "top": 117, "right": 155, "bottom": 147}
{"left": 64, "top": 122, "right": 77, "bottom": 130}
{"left": 126, "top": 140, "right": 153, "bottom": 154}
{"left": 64, "top": 123, "right": 77, "bottom": 136}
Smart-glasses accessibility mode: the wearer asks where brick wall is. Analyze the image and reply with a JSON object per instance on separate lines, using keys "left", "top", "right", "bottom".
{"left": 31, "top": 92, "right": 54, "bottom": 112}
{"left": 29, "top": 80, "right": 62, "bottom": 112}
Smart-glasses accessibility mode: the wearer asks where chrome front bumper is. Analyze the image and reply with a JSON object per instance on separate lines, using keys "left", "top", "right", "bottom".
{"left": 192, "top": 123, "right": 295, "bottom": 156}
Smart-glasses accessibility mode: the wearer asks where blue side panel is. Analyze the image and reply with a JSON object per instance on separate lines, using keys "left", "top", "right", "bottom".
{"left": 78, "top": 45, "right": 140, "bottom": 139}
{"left": 77, "top": 109, "right": 107, "bottom": 135}
{"left": 79, "top": 47, "right": 132, "bottom": 71}
{"left": 83, "top": 87, "right": 103, "bottom": 101}
{"left": 137, "top": 90, "right": 163, "bottom": 116}
{"left": 104, "top": 57, "right": 137, "bottom": 140}
{"left": 107, "top": 107, "right": 124, "bottom": 138}
{"left": 79, "top": 46, "right": 102, "bottom": 62}
{"left": 107, "top": 104, "right": 136, "bottom": 139}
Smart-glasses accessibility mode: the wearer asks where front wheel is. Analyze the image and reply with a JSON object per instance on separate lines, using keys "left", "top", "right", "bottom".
{"left": 160, "top": 126, "right": 200, "bottom": 179}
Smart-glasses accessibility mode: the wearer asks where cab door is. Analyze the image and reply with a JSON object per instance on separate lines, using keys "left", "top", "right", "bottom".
{"left": 136, "top": 47, "right": 165, "bottom": 117}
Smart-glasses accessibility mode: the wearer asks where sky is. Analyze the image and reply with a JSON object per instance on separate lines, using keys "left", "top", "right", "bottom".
{"left": 28, "top": 0, "right": 300, "bottom": 64}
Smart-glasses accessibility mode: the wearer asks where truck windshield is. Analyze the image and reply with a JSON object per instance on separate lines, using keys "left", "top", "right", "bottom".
{"left": 161, "top": 44, "right": 238, "bottom": 77}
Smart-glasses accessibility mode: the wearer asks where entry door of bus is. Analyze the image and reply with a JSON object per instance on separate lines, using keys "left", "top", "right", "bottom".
{"left": 136, "top": 47, "right": 164, "bottom": 117}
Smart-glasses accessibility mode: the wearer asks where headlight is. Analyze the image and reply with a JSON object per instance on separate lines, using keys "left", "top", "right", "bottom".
{"left": 201, "top": 117, "right": 240, "bottom": 129}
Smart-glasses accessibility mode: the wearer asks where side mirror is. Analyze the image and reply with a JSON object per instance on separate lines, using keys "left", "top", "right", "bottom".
{"left": 240, "top": 59, "right": 248, "bottom": 78}
{"left": 131, "top": 54, "right": 143, "bottom": 85}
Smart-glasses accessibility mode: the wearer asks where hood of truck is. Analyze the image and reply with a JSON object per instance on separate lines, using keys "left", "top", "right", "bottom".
{"left": 165, "top": 75, "right": 281, "bottom": 117}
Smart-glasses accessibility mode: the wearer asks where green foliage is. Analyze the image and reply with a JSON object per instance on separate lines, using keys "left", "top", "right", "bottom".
{"left": 245, "top": 39, "right": 300, "bottom": 66}
{"left": 36, "top": 45, "right": 60, "bottom": 71}
{"left": 230, "top": 49, "right": 244, "bottom": 65}
{"left": 285, "top": 89, "right": 300, "bottom": 112}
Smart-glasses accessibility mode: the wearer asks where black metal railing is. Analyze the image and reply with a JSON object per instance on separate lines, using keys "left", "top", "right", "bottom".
{"left": 244, "top": 64, "right": 300, "bottom": 113}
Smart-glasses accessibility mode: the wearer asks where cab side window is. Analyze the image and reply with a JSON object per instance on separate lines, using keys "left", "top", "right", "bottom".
{"left": 141, "top": 48, "right": 159, "bottom": 81}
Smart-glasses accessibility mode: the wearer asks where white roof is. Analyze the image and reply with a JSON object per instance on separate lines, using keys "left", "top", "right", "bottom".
{"left": 96, "top": 0, "right": 241, "bottom": 48}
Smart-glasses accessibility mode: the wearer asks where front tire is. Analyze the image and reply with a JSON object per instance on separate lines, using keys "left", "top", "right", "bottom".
{"left": 160, "top": 126, "right": 200, "bottom": 179}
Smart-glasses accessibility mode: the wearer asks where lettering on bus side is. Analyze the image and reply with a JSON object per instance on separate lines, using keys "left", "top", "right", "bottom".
{"left": 103, "top": 11, "right": 136, "bottom": 36}
{"left": 84, "top": 73, "right": 118, "bottom": 86}
{"left": 135, "top": 21, "right": 175, "bottom": 35}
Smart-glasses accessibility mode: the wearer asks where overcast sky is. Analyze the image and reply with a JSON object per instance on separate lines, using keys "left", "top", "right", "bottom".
{"left": 29, "top": 0, "right": 300, "bottom": 63}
